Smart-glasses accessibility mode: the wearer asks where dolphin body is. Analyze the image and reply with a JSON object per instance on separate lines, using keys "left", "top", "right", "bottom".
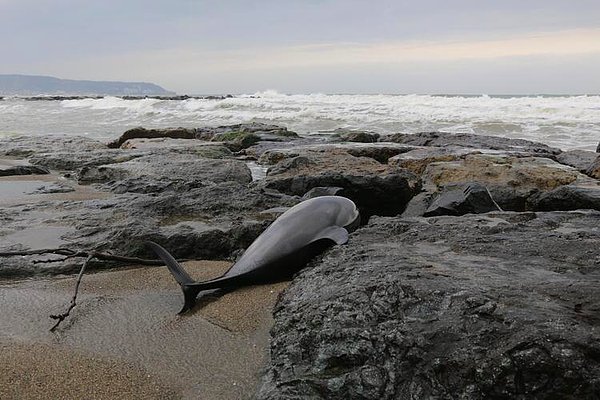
{"left": 147, "top": 196, "right": 360, "bottom": 313}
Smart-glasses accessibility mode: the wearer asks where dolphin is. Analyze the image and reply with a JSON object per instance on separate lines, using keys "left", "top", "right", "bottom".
{"left": 146, "top": 195, "right": 360, "bottom": 313}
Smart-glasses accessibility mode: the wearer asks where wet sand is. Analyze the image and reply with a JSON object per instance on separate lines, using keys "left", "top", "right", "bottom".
{"left": 0, "top": 262, "right": 288, "bottom": 399}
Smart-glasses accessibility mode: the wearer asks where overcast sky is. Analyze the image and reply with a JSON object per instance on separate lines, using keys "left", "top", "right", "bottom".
{"left": 1, "top": 0, "right": 599, "bottom": 94}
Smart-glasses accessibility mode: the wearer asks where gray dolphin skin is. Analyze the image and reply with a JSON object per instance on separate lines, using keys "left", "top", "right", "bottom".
{"left": 146, "top": 195, "right": 360, "bottom": 313}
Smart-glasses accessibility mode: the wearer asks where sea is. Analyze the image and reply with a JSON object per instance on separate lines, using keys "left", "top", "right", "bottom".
{"left": 1, "top": 91, "right": 599, "bottom": 151}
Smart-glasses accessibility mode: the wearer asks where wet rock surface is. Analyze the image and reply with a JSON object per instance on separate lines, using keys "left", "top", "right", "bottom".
{"left": 108, "top": 122, "right": 298, "bottom": 149}
{"left": 422, "top": 182, "right": 502, "bottom": 217}
{"left": 330, "top": 129, "right": 381, "bottom": 143}
{"left": 0, "top": 128, "right": 301, "bottom": 276}
{"left": 555, "top": 150, "right": 599, "bottom": 174}
{"left": 588, "top": 155, "right": 600, "bottom": 179}
{"left": 0, "top": 164, "right": 50, "bottom": 176}
{"left": 385, "top": 131, "right": 561, "bottom": 156}
{"left": 420, "top": 154, "right": 598, "bottom": 211}
{"left": 77, "top": 154, "right": 252, "bottom": 193}
{"left": 0, "top": 135, "right": 107, "bottom": 157}
{"left": 258, "top": 211, "right": 600, "bottom": 399}
{"left": 1, "top": 127, "right": 599, "bottom": 399}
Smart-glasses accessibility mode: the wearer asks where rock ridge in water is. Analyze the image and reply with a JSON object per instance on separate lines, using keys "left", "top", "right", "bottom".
{"left": 107, "top": 123, "right": 298, "bottom": 149}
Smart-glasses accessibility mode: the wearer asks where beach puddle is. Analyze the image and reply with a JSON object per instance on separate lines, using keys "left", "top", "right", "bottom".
{"left": 0, "top": 180, "right": 48, "bottom": 202}
{"left": 246, "top": 161, "right": 268, "bottom": 181}
{"left": 2, "top": 225, "right": 74, "bottom": 250}
{"left": 0, "top": 163, "right": 111, "bottom": 206}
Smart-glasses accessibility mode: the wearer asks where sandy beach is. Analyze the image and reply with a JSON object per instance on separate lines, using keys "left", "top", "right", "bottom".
{"left": 0, "top": 262, "right": 288, "bottom": 399}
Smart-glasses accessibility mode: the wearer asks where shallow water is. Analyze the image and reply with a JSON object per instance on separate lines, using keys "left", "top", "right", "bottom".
{"left": 0, "top": 180, "right": 48, "bottom": 201}
{"left": 1, "top": 92, "right": 598, "bottom": 151}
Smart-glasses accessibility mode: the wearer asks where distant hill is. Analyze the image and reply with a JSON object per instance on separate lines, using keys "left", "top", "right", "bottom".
{"left": 0, "top": 74, "right": 175, "bottom": 96}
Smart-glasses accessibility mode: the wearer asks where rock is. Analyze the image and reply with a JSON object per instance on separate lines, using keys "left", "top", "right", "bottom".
{"left": 388, "top": 146, "right": 483, "bottom": 175}
{"left": 211, "top": 122, "right": 298, "bottom": 140}
{"left": 77, "top": 154, "right": 252, "bottom": 193}
{"left": 108, "top": 123, "right": 298, "bottom": 149}
{"left": 532, "top": 185, "right": 600, "bottom": 211}
{"left": 118, "top": 138, "right": 231, "bottom": 158}
{"left": 345, "top": 145, "right": 414, "bottom": 164}
{"left": 597, "top": 142, "right": 600, "bottom": 153}
{"left": 222, "top": 133, "right": 261, "bottom": 152}
{"left": 0, "top": 135, "right": 107, "bottom": 158}
{"left": 331, "top": 129, "right": 381, "bottom": 143}
{"left": 423, "top": 182, "right": 502, "bottom": 217}
{"left": 0, "top": 178, "right": 297, "bottom": 276}
{"left": 587, "top": 155, "right": 600, "bottom": 179}
{"left": 264, "top": 172, "right": 419, "bottom": 218}
{"left": 258, "top": 211, "right": 600, "bottom": 399}
{"left": 29, "top": 150, "right": 145, "bottom": 171}
{"left": 385, "top": 131, "right": 561, "bottom": 157}
{"left": 260, "top": 144, "right": 430, "bottom": 217}
{"left": 107, "top": 127, "right": 197, "bottom": 148}
{"left": 262, "top": 147, "right": 388, "bottom": 176}
{"left": 555, "top": 150, "right": 599, "bottom": 174}
{"left": 0, "top": 164, "right": 49, "bottom": 176}
{"left": 400, "top": 192, "right": 436, "bottom": 218}
{"left": 267, "top": 156, "right": 316, "bottom": 176}
{"left": 0, "top": 130, "right": 305, "bottom": 277}
{"left": 259, "top": 143, "right": 414, "bottom": 166}
{"left": 422, "top": 154, "right": 588, "bottom": 211}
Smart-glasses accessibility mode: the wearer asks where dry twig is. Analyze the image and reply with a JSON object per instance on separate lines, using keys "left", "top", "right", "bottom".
{"left": 0, "top": 247, "right": 172, "bottom": 331}
{"left": 49, "top": 254, "right": 93, "bottom": 332}
{"left": 0, "top": 248, "right": 166, "bottom": 265}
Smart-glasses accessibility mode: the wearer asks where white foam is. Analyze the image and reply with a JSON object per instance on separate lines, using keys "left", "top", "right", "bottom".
{"left": 61, "top": 96, "right": 162, "bottom": 112}
{"left": 0, "top": 93, "right": 598, "bottom": 150}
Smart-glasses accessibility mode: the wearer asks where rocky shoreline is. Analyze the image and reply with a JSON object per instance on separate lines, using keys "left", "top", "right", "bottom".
{"left": 1, "top": 124, "right": 599, "bottom": 399}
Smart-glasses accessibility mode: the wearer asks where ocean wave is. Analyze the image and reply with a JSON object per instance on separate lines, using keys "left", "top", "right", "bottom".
{"left": 0, "top": 94, "right": 597, "bottom": 150}
{"left": 61, "top": 96, "right": 164, "bottom": 112}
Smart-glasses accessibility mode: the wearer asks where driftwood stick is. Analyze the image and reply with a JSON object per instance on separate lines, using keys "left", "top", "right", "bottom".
{"left": 0, "top": 248, "right": 78, "bottom": 257}
{"left": 0, "top": 248, "right": 167, "bottom": 266}
{"left": 0, "top": 247, "right": 183, "bottom": 331}
{"left": 49, "top": 254, "right": 94, "bottom": 332}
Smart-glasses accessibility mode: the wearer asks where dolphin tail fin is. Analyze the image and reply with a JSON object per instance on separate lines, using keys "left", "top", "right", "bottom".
{"left": 145, "top": 241, "right": 201, "bottom": 314}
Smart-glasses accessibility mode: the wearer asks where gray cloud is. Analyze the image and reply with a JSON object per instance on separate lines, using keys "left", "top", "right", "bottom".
{"left": 1, "top": 0, "right": 599, "bottom": 93}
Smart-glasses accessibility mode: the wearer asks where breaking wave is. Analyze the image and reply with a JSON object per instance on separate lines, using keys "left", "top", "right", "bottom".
{"left": 1, "top": 93, "right": 599, "bottom": 150}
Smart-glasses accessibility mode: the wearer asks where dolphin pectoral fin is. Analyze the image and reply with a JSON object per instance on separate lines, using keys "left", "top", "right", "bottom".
{"left": 145, "top": 241, "right": 195, "bottom": 285}
{"left": 312, "top": 226, "right": 349, "bottom": 245}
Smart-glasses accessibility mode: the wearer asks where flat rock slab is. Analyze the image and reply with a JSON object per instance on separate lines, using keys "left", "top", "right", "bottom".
{"left": 0, "top": 135, "right": 107, "bottom": 158}
{"left": 259, "top": 211, "right": 600, "bottom": 399}
{"left": 385, "top": 131, "right": 561, "bottom": 156}
{"left": 0, "top": 160, "right": 49, "bottom": 176}
{"left": 258, "top": 143, "right": 414, "bottom": 166}
{"left": 77, "top": 154, "right": 253, "bottom": 193}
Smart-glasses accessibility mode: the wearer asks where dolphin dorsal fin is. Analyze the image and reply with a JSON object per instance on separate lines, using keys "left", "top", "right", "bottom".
{"left": 311, "top": 226, "right": 349, "bottom": 245}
